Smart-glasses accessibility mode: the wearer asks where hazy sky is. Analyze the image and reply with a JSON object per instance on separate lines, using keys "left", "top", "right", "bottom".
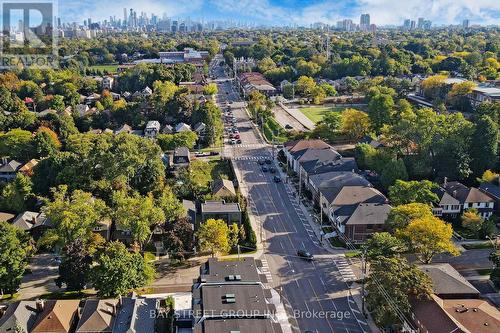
{"left": 59, "top": 0, "right": 500, "bottom": 26}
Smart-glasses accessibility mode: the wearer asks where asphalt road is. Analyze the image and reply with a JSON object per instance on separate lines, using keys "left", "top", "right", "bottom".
{"left": 210, "top": 56, "right": 369, "bottom": 333}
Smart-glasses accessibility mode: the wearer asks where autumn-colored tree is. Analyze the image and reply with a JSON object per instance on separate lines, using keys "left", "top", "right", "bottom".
{"left": 341, "top": 109, "right": 372, "bottom": 139}
{"left": 385, "top": 203, "right": 433, "bottom": 232}
{"left": 461, "top": 209, "right": 484, "bottom": 235}
{"left": 196, "top": 219, "right": 231, "bottom": 257}
{"left": 479, "top": 170, "right": 500, "bottom": 183}
{"left": 398, "top": 216, "right": 459, "bottom": 263}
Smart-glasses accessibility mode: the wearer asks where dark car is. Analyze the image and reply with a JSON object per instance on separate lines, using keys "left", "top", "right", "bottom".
{"left": 273, "top": 176, "right": 281, "bottom": 183}
{"left": 258, "top": 159, "right": 266, "bottom": 165}
{"left": 265, "top": 159, "right": 272, "bottom": 165}
{"left": 285, "top": 124, "right": 293, "bottom": 130}
{"left": 297, "top": 250, "right": 313, "bottom": 261}
{"left": 237, "top": 139, "right": 242, "bottom": 144}
{"left": 269, "top": 167, "right": 276, "bottom": 173}
{"left": 262, "top": 166, "right": 269, "bottom": 172}
{"left": 210, "top": 151, "right": 220, "bottom": 156}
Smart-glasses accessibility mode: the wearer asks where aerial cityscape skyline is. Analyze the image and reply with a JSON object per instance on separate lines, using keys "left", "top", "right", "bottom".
{"left": 58, "top": 0, "right": 500, "bottom": 27}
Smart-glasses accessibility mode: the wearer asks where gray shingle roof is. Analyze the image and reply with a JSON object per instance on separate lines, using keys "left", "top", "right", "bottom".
{"left": 418, "top": 263, "right": 480, "bottom": 296}
{"left": 201, "top": 201, "right": 241, "bottom": 214}
{"left": 0, "top": 160, "right": 22, "bottom": 173}
{"left": 309, "top": 172, "right": 372, "bottom": 203}
{"left": 0, "top": 301, "right": 38, "bottom": 333}
{"left": 344, "top": 203, "right": 391, "bottom": 225}
{"left": 113, "top": 296, "right": 158, "bottom": 333}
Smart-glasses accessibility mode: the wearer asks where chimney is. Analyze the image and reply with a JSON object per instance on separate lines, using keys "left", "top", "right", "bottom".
{"left": 118, "top": 295, "right": 123, "bottom": 308}
{"left": 36, "top": 300, "right": 45, "bottom": 312}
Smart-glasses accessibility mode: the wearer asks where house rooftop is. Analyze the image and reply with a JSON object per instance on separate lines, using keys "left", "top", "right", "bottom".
{"left": 0, "top": 301, "right": 39, "bottom": 333}
{"left": 113, "top": 296, "right": 158, "bottom": 333}
{"left": 76, "top": 299, "right": 119, "bottom": 333}
{"left": 201, "top": 201, "right": 241, "bottom": 214}
{"left": 0, "top": 159, "right": 22, "bottom": 173}
{"left": 345, "top": 203, "right": 391, "bottom": 225}
{"left": 309, "top": 172, "right": 372, "bottom": 203}
{"left": 443, "top": 181, "right": 494, "bottom": 204}
{"left": 194, "top": 318, "right": 283, "bottom": 333}
{"left": 418, "top": 263, "right": 480, "bottom": 297}
{"left": 199, "top": 258, "right": 262, "bottom": 284}
{"left": 31, "top": 300, "right": 80, "bottom": 333}
{"left": 174, "top": 146, "right": 190, "bottom": 157}
{"left": 211, "top": 179, "right": 236, "bottom": 197}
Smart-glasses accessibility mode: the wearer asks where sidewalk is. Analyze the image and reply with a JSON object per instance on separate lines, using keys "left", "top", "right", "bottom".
{"left": 349, "top": 283, "right": 382, "bottom": 333}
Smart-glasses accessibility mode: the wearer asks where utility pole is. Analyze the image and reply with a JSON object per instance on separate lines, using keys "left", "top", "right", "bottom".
{"left": 319, "top": 193, "right": 324, "bottom": 242}
{"left": 237, "top": 244, "right": 241, "bottom": 261}
{"left": 298, "top": 168, "right": 302, "bottom": 199}
{"left": 271, "top": 131, "right": 276, "bottom": 160}
{"left": 361, "top": 247, "right": 367, "bottom": 317}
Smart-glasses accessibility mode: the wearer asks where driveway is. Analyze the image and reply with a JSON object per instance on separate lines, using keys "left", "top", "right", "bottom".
{"left": 18, "top": 254, "right": 60, "bottom": 300}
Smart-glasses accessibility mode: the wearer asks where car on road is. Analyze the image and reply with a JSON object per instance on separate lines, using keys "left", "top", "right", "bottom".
{"left": 234, "top": 134, "right": 240, "bottom": 139}
{"left": 230, "top": 139, "right": 236, "bottom": 145}
{"left": 273, "top": 176, "right": 281, "bottom": 183}
{"left": 237, "top": 139, "right": 242, "bottom": 144}
{"left": 258, "top": 159, "right": 266, "bottom": 165}
{"left": 269, "top": 167, "right": 276, "bottom": 173}
{"left": 265, "top": 159, "right": 272, "bottom": 165}
{"left": 285, "top": 124, "right": 293, "bottom": 130}
{"left": 262, "top": 166, "right": 269, "bottom": 172}
{"left": 297, "top": 250, "right": 314, "bottom": 261}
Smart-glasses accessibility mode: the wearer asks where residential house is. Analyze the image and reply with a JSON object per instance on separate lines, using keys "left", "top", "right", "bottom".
{"left": 0, "top": 159, "right": 22, "bottom": 181}
{"left": 102, "top": 76, "right": 114, "bottom": 90}
{"left": 175, "top": 122, "right": 192, "bottom": 133}
{"left": 410, "top": 263, "right": 499, "bottom": 333}
{"left": 75, "top": 299, "right": 119, "bottom": 333}
{"left": 192, "top": 258, "right": 283, "bottom": 333}
{"left": 418, "top": 264, "right": 480, "bottom": 299}
{"left": 432, "top": 187, "right": 462, "bottom": 219}
{"left": 173, "top": 147, "right": 191, "bottom": 166}
{"left": 309, "top": 172, "right": 372, "bottom": 207}
{"left": 11, "top": 211, "right": 51, "bottom": 239}
{"left": 479, "top": 182, "right": 500, "bottom": 214}
{"left": 161, "top": 124, "right": 174, "bottom": 134}
{"left": 443, "top": 181, "right": 495, "bottom": 219}
{"left": 193, "top": 122, "right": 206, "bottom": 137}
{"left": 19, "top": 159, "right": 38, "bottom": 177}
{"left": 75, "top": 104, "right": 90, "bottom": 117}
{"left": 359, "top": 135, "right": 385, "bottom": 149}
{"left": 144, "top": 120, "right": 161, "bottom": 138}
{"left": 93, "top": 218, "right": 112, "bottom": 241}
{"left": 0, "top": 301, "right": 39, "bottom": 333}
{"left": 113, "top": 224, "right": 133, "bottom": 244}
{"left": 211, "top": 179, "right": 236, "bottom": 198}
{"left": 114, "top": 124, "right": 133, "bottom": 135}
{"left": 85, "top": 93, "right": 101, "bottom": 105}
{"left": 30, "top": 300, "right": 80, "bottom": 333}
{"left": 142, "top": 86, "right": 153, "bottom": 98}
{"left": 343, "top": 203, "right": 391, "bottom": 243}
{"left": 236, "top": 72, "right": 276, "bottom": 98}
{"left": 201, "top": 201, "right": 241, "bottom": 225}
{"left": 468, "top": 86, "right": 500, "bottom": 107}
{"left": 283, "top": 139, "right": 330, "bottom": 172}
{"left": 183, "top": 199, "right": 197, "bottom": 223}
{"left": 411, "top": 295, "right": 500, "bottom": 333}
{"left": 113, "top": 294, "right": 159, "bottom": 333}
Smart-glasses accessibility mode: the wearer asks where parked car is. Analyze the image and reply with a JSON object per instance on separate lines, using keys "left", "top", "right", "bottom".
{"left": 265, "top": 159, "right": 272, "bottom": 165}
{"left": 258, "top": 159, "right": 266, "bottom": 165}
{"left": 273, "top": 176, "right": 282, "bottom": 183}
{"left": 262, "top": 166, "right": 269, "bottom": 172}
{"left": 297, "top": 250, "right": 314, "bottom": 261}
{"left": 269, "top": 167, "right": 276, "bottom": 173}
{"left": 237, "top": 139, "right": 242, "bottom": 144}
{"left": 230, "top": 139, "right": 236, "bottom": 145}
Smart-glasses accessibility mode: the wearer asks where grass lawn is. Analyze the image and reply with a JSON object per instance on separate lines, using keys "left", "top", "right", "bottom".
{"left": 87, "top": 64, "right": 119, "bottom": 74}
{"left": 263, "top": 117, "right": 288, "bottom": 143}
{"left": 299, "top": 106, "right": 346, "bottom": 123}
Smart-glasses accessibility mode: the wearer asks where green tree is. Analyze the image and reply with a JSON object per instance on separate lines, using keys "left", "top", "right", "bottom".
{"left": 380, "top": 159, "right": 408, "bottom": 189}
{"left": 398, "top": 216, "right": 459, "bottom": 263}
{"left": 42, "top": 185, "right": 108, "bottom": 246}
{"left": 162, "top": 217, "right": 194, "bottom": 260}
{"left": 203, "top": 83, "right": 219, "bottom": 96}
{"left": 196, "top": 219, "right": 231, "bottom": 257}
{"left": 33, "top": 127, "right": 61, "bottom": 158}
{"left": 0, "top": 128, "right": 34, "bottom": 161}
{"left": 157, "top": 132, "right": 198, "bottom": 151}
{"left": 113, "top": 192, "right": 165, "bottom": 248}
{"left": 0, "top": 173, "right": 33, "bottom": 213}
{"left": 388, "top": 180, "right": 439, "bottom": 206}
{"left": 49, "top": 95, "right": 65, "bottom": 112}
{"left": 0, "top": 221, "right": 32, "bottom": 295}
{"left": 366, "top": 257, "right": 432, "bottom": 328}
{"left": 55, "top": 238, "right": 92, "bottom": 291}
{"left": 368, "top": 93, "right": 394, "bottom": 132}
{"left": 155, "top": 185, "right": 185, "bottom": 223}
{"left": 470, "top": 116, "right": 498, "bottom": 177}
{"left": 365, "top": 232, "right": 406, "bottom": 261}
{"left": 91, "top": 241, "right": 155, "bottom": 297}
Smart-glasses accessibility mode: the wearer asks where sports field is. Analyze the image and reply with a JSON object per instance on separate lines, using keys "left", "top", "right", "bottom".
{"left": 299, "top": 106, "right": 346, "bottom": 123}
